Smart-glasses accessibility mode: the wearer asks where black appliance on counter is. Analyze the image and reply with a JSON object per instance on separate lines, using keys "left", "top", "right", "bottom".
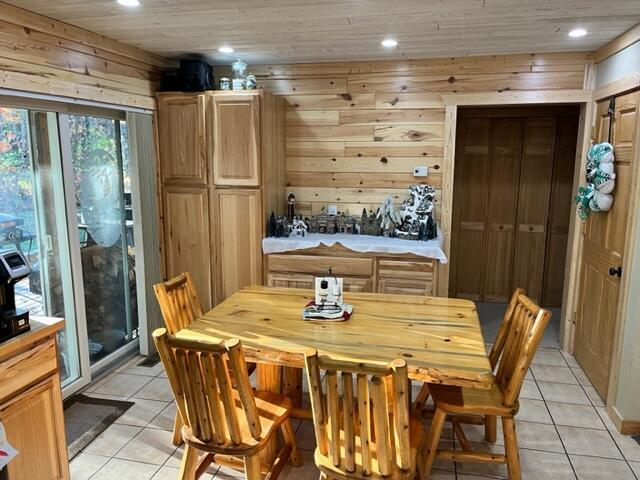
{"left": 0, "top": 249, "right": 31, "bottom": 342}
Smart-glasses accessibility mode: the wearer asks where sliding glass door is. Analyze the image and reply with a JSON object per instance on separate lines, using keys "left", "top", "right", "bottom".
{"left": 0, "top": 103, "right": 139, "bottom": 393}
{"left": 0, "top": 108, "right": 82, "bottom": 387}
{"left": 63, "top": 114, "right": 138, "bottom": 366}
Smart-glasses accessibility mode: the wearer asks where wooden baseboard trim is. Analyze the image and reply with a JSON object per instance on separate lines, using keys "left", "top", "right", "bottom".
{"left": 609, "top": 405, "right": 640, "bottom": 435}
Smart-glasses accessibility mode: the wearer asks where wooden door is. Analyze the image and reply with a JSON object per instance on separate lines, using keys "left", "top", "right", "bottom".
{"left": 1, "top": 377, "right": 69, "bottom": 480}
{"left": 542, "top": 116, "right": 579, "bottom": 306}
{"left": 163, "top": 186, "right": 213, "bottom": 309}
{"left": 451, "top": 107, "right": 579, "bottom": 305}
{"left": 575, "top": 90, "right": 640, "bottom": 398}
{"left": 482, "top": 118, "right": 524, "bottom": 302}
{"left": 450, "top": 117, "right": 492, "bottom": 301}
{"left": 211, "top": 93, "right": 261, "bottom": 186}
{"left": 214, "top": 189, "right": 263, "bottom": 301}
{"left": 157, "top": 94, "right": 207, "bottom": 185}
{"left": 512, "top": 118, "right": 556, "bottom": 303}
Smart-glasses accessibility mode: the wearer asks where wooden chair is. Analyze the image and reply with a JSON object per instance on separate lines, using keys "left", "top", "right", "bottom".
{"left": 154, "top": 272, "right": 203, "bottom": 335}
{"left": 413, "top": 288, "right": 526, "bottom": 444}
{"left": 154, "top": 272, "right": 255, "bottom": 445}
{"left": 153, "top": 328, "right": 302, "bottom": 480}
{"left": 304, "top": 349, "right": 425, "bottom": 480}
{"left": 420, "top": 292, "right": 551, "bottom": 480}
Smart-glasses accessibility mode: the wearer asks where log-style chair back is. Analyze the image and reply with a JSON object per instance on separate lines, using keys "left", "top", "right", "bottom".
{"left": 488, "top": 287, "right": 526, "bottom": 369}
{"left": 154, "top": 272, "right": 203, "bottom": 334}
{"left": 153, "top": 328, "right": 262, "bottom": 446}
{"left": 304, "top": 349, "right": 412, "bottom": 477}
{"left": 494, "top": 292, "right": 551, "bottom": 407}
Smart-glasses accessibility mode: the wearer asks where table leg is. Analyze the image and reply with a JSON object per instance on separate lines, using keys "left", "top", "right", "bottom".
{"left": 257, "top": 364, "right": 282, "bottom": 464}
{"left": 282, "top": 367, "right": 303, "bottom": 408}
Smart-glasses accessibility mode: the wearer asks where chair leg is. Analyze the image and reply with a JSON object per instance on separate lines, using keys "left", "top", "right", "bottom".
{"left": 281, "top": 419, "right": 303, "bottom": 467}
{"left": 172, "top": 412, "right": 184, "bottom": 446}
{"left": 485, "top": 415, "right": 497, "bottom": 444}
{"left": 244, "top": 454, "right": 262, "bottom": 480}
{"left": 179, "top": 445, "right": 199, "bottom": 480}
{"left": 502, "top": 416, "right": 521, "bottom": 480}
{"left": 414, "top": 383, "right": 431, "bottom": 411}
{"left": 420, "top": 407, "right": 447, "bottom": 480}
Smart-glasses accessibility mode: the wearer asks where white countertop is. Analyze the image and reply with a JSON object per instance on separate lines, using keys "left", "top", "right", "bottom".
{"left": 262, "top": 232, "right": 448, "bottom": 263}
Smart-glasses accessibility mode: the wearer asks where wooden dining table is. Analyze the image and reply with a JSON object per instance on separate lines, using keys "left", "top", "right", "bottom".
{"left": 175, "top": 286, "right": 493, "bottom": 417}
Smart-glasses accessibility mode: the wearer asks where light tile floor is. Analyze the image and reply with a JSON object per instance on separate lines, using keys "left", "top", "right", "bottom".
{"left": 70, "top": 349, "right": 640, "bottom": 480}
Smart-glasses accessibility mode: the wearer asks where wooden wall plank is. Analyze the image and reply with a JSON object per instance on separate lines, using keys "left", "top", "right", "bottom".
{"left": 287, "top": 125, "right": 374, "bottom": 141}
{"left": 287, "top": 171, "right": 443, "bottom": 189}
{"left": 284, "top": 94, "right": 376, "bottom": 110}
{"left": 373, "top": 124, "right": 444, "bottom": 142}
{"left": 0, "top": 2, "right": 163, "bottom": 108}
{"left": 286, "top": 156, "right": 443, "bottom": 173}
{"left": 286, "top": 110, "right": 339, "bottom": 125}
{"left": 339, "top": 109, "right": 445, "bottom": 125}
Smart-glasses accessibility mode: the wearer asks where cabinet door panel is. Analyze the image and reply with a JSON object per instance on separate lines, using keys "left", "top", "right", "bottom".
{"left": 157, "top": 94, "right": 206, "bottom": 185}
{"left": 267, "top": 273, "right": 314, "bottom": 289}
{"left": 512, "top": 118, "right": 556, "bottom": 303}
{"left": 1, "top": 377, "right": 69, "bottom": 480}
{"left": 482, "top": 118, "right": 523, "bottom": 303}
{"left": 378, "top": 277, "right": 434, "bottom": 297}
{"left": 211, "top": 94, "right": 261, "bottom": 186}
{"left": 215, "top": 189, "right": 263, "bottom": 300}
{"left": 163, "top": 186, "right": 213, "bottom": 309}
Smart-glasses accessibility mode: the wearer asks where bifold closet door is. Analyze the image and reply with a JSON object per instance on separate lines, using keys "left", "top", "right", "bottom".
{"left": 450, "top": 118, "right": 491, "bottom": 301}
{"left": 542, "top": 117, "right": 579, "bottom": 306}
{"left": 482, "top": 118, "right": 524, "bottom": 303}
{"left": 512, "top": 118, "right": 556, "bottom": 303}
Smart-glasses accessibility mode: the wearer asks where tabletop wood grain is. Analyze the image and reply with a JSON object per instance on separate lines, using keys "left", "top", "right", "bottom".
{"left": 176, "top": 286, "right": 492, "bottom": 388}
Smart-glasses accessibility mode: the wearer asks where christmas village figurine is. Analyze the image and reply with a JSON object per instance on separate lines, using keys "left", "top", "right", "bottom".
{"left": 287, "top": 193, "right": 296, "bottom": 221}
{"left": 267, "top": 212, "right": 291, "bottom": 238}
{"left": 395, "top": 185, "right": 438, "bottom": 240}
{"left": 376, "top": 197, "right": 401, "bottom": 237}
{"left": 274, "top": 185, "right": 437, "bottom": 241}
{"left": 291, "top": 217, "right": 308, "bottom": 237}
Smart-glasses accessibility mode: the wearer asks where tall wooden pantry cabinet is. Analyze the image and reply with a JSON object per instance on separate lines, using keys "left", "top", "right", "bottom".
{"left": 156, "top": 91, "right": 286, "bottom": 308}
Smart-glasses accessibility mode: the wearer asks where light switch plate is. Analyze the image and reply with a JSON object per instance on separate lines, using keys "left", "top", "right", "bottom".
{"left": 413, "top": 166, "right": 429, "bottom": 177}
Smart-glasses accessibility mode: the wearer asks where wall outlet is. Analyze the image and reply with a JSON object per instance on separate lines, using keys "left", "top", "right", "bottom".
{"left": 327, "top": 204, "right": 338, "bottom": 215}
{"left": 413, "top": 166, "right": 429, "bottom": 177}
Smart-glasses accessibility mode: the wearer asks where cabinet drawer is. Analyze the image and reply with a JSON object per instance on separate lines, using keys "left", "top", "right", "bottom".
{"left": 0, "top": 337, "right": 57, "bottom": 402}
{"left": 378, "top": 259, "right": 436, "bottom": 281}
{"left": 267, "top": 273, "right": 372, "bottom": 293}
{"left": 268, "top": 254, "right": 373, "bottom": 277}
{"left": 343, "top": 277, "right": 372, "bottom": 293}
{"left": 267, "top": 273, "right": 315, "bottom": 290}
{"left": 378, "top": 277, "right": 435, "bottom": 297}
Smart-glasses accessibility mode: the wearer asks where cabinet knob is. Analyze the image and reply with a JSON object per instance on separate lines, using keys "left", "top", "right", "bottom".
{"left": 609, "top": 266, "right": 622, "bottom": 277}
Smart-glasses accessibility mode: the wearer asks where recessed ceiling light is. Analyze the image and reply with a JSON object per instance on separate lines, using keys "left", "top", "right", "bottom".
{"left": 218, "top": 46, "right": 234, "bottom": 54}
{"left": 117, "top": 0, "right": 140, "bottom": 6}
{"left": 568, "top": 28, "right": 587, "bottom": 38}
{"left": 381, "top": 38, "right": 398, "bottom": 48}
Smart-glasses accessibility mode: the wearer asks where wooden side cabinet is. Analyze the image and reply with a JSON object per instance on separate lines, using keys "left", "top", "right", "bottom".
{"left": 210, "top": 93, "right": 261, "bottom": 186}
{"left": 0, "top": 318, "right": 69, "bottom": 480}
{"left": 157, "top": 93, "right": 207, "bottom": 185}
{"left": 214, "top": 189, "right": 263, "bottom": 301}
{"left": 266, "top": 245, "right": 439, "bottom": 297}
{"left": 162, "top": 186, "right": 214, "bottom": 309}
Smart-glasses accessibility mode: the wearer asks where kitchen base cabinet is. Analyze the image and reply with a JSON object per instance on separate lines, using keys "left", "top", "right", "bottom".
{"left": 0, "top": 318, "right": 68, "bottom": 480}
{"left": 266, "top": 245, "right": 439, "bottom": 297}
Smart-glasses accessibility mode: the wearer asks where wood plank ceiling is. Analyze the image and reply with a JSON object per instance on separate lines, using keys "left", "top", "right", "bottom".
{"left": 4, "top": 0, "right": 640, "bottom": 64}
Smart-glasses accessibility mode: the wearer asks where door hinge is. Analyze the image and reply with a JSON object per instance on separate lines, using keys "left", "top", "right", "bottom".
{"left": 608, "top": 97, "right": 616, "bottom": 143}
